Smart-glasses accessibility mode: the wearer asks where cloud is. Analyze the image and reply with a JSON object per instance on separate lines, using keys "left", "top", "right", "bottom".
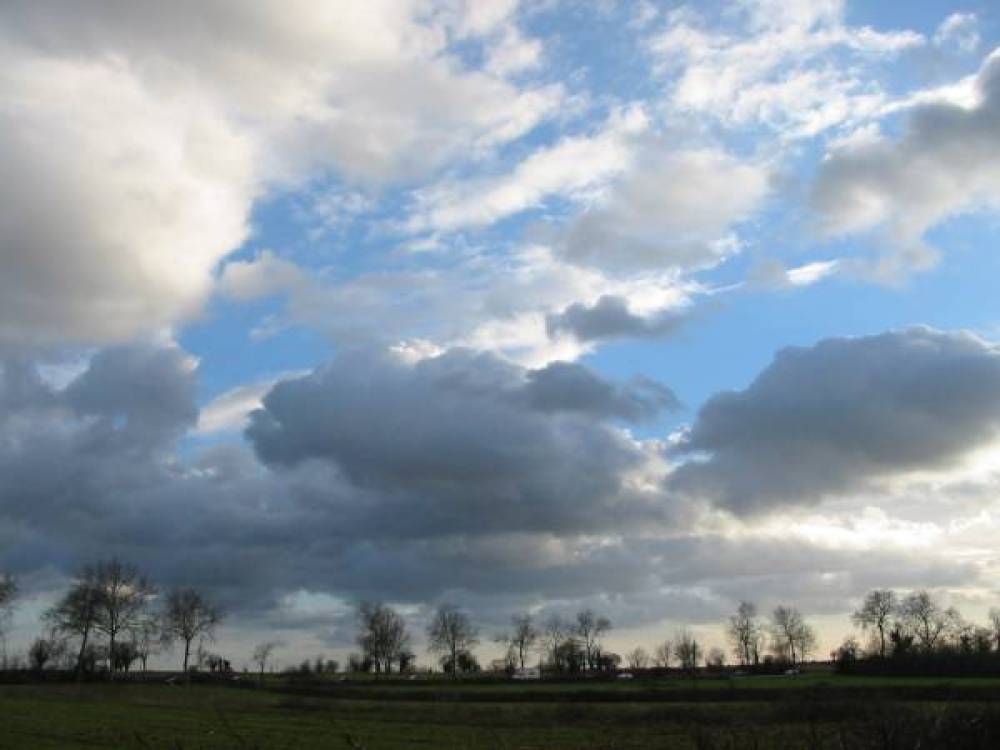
{"left": 218, "top": 243, "right": 697, "bottom": 367}
{"left": 0, "top": 51, "right": 255, "bottom": 347}
{"left": 484, "top": 27, "right": 543, "bottom": 76}
{"left": 546, "top": 295, "right": 687, "bottom": 342}
{"left": 0, "top": 1, "right": 560, "bottom": 347}
{"left": 747, "top": 259, "right": 841, "bottom": 290}
{"left": 670, "top": 327, "right": 1000, "bottom": 513}
{"left": 247, "top": 348, "right": 673, "bottom": 537}
{"left": 406, "top": 105, "right": 648, "bottom": 233}
{"left": 1, "top": 339, "right": 996, "bottom": 659}
{"left": 934, "top": 13, "right": 980, "bottom": 54}
{"left": 519, "top": 361, "right": 679, "bottom": 421}
{"left": 0, "top": 343, "right": 200, "bottom": 543}
{"left": 558, "top": 146, "right": 770, "bottom": 272}
{"left": 197, "top": 377, "right": 302, "bottom": 436}
{"left": 649, "top": 0, "right": 923, "bottom": 138}
{"left": 812, "top": 49, "right": 1000, "bottom": 280}
{"left": 217, "top": 251, "right": 311, "bottom": 302}
{"left": 65, "top": 344, "right": 199, "bottom": 447}
{"left": 0, "top": 343, "right": 677, "bottom": 614}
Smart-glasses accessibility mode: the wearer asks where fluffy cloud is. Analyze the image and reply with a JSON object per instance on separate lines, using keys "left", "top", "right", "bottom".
{"left": 0, "top": 51, "right": 255, "bottom": 347}
{"left": 558, "top": 146, "right": 770, "bottom": 272}
{"left": 247, "top": 349, "right": 674, "bottom": 536}
{"left": 670, "top": 327, "right": 1000, "bottom": 513}
{"left": 0, "top": 1, "right": 559, "bottom": 346}
{"left": 65, "top": 344, "right": 199, "bottom": 447}
{"left": 0, "top": 343, "right": 199, "bottom": 546}
{"left": 2, "top": 339, "right": 996, "bottom": 659}
{"left": 812, "top": 49, "right": 1000, "bottom": 280}
{"left": 0, "top": 343, "right": 680, "bottom": 613}
{"left": 519, "top": 361, "right": 678, "bottom": 421}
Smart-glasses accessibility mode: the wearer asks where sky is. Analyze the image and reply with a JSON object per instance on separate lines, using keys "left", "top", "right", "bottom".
{"left": 2, "top": 0, "right": 1000, "bottom": 670}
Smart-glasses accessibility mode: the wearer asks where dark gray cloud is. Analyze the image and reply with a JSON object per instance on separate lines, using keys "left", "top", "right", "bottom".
{"left": 247, "top": 349, "right": 674, "bottom": 537}
{"left": 0, "top": 345, "right": 680, "bottom": 619}
{"left": 0, "top": 344, "right": 199, "bottom": 529}
{"left": 670, "top": 327, "right": 1000, "bottom": 512}
{"left": 546, "top": 295, "right": 686, "bottom": 342}
{"left": 1, "top": 335, "right": 995, "bottom": 653}
{"left": 520, "top": 360, "right": 678, "bottom": 420}
{"left": 65, "top": 344, "right": 198, "bottom": 445}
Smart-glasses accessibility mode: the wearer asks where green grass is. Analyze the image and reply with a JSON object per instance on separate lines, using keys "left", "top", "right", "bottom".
{"left": 3, "top": 676, "right": 1000, "bottom": 749}
{"left": 0, "top": 684, "right": 720, "bottom": 749}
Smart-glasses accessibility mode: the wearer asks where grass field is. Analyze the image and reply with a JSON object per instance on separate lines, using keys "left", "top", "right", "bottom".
{"left": 3, "top": 675, "right": 1000, "bottom": 749}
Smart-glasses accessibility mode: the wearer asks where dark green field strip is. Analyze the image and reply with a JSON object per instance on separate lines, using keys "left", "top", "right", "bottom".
{"left": 0, "top": 689, "right": 714, "bottom": 749}
{"left": 4, "top": 684, "right": 1000, "bottom": 749}
{"left": 269, "top": 681, "right": 1000, "bottom": 704}
{"left": 0, "top": 686, "right": 827, "bottom": 749}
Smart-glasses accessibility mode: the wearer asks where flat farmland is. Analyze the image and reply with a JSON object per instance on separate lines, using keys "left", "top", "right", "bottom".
{"left": 3, "top": 675, "right": 1000, "bottom": 749}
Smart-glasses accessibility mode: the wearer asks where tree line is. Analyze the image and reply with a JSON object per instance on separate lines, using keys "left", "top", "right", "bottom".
{"left": 835, "top": 588, "right": 1000, "bottom": 675}
{"left": 350, "top": 600, "right": 819, "bottom": 676}
{"left": 4, "top": 562, "right": 1000, "bottom": 678}
{"left": 0, "top": 559, "right": 221, "bottom": 678}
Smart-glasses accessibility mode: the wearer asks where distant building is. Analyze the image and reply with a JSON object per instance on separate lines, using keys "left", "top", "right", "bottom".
{"left": 512, "top": 666, "right": 540, "bottom": 680}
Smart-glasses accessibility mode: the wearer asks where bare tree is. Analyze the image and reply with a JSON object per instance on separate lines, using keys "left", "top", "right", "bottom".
{"left": 852, "top": 589, "right": 897, "bottom": 658}
{"left": 970, "top": 626, "right": 994, "bottom": 654}
{"left": 29, "top": 631, "right": 66, "bottom": 672}
{"left": 574, "top": 609, "right": 611, "bottom": 671}
{"left": 0, "top": 574, "right": 16, "bottom": 666}
{"left": 91, "top": 559, "right": 156, "bottom": 680}
{"left": 162, "top": 588, "right": 223, "bottom": 676}
{"left": 626, "top": 647, "right": 649, "bottom": 670}
{"left": 496, "top": 612, "right": 538, "bottom": 670}
{"left": 726, "top": 601, "right": 763, "bottom": 666}
{"left": 769, "top": 606, "right": 816, "bottom": 665}
{"left": 45, "top": 564, "right": 102, "bottom": 679}
{"left": 989, "top": 607, "right": 1000, "bottom": 652}
{"left": 111, "top": 640, "right": 140, "bottom": 673}
{"left": 673, "top": 629, "right": 700, "bottom": 673}
{"left": 898, "top": 590, "right": 960, "bottom": 652}
{"left": 357, "top": 602, "right": 411, "bottom": 675}
{"left": 252, "top": 641, "right": 277, "bottom": 678}
{"left": 540, "top": 614, "right": 567, "bottom": 670}
{"left": 0, "top": 574, "right": 15, "bottom": 615}
{"left": 653, "top": 639, "right": 672, "bottom": 668}
{"left": 132, "top": 616, "right": 160, "bottom": 672}
{"left": 427, "top": 603, "right": 478, "bottom": 679}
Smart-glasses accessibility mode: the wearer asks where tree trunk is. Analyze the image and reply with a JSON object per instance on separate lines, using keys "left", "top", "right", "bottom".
{"left": 183, "top": 639, "right": 191, "bottom": 681}
{"left": 109, "top": 632, "right": 116, "bottom": 681}
{"left": 75, "top": 627, "right": 90, "bottom": 681}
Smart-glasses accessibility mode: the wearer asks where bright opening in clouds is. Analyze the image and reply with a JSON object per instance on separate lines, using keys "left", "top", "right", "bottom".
{"left": 2, "top": 0, "right": 999, "bottom": 666}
